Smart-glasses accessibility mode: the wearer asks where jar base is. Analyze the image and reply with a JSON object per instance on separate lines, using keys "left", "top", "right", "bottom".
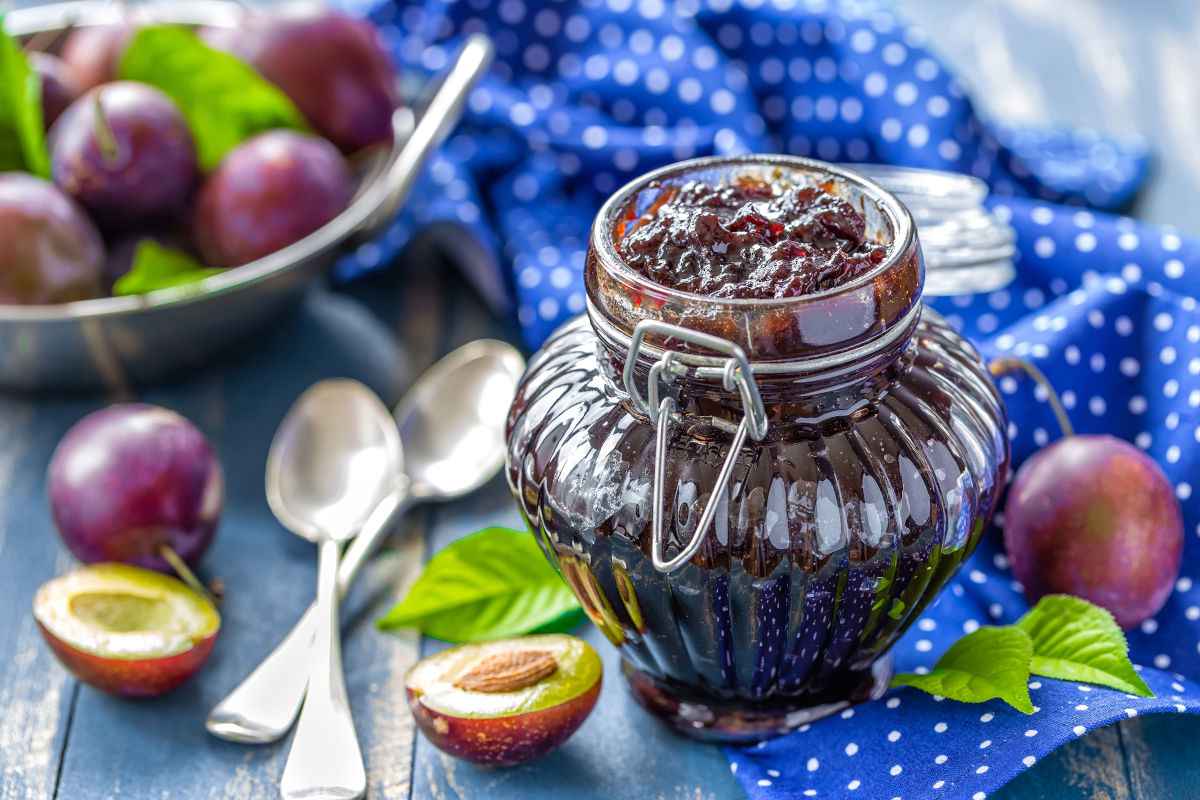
{"left": 621, "top": 656, "right": 894, "bottom": 744}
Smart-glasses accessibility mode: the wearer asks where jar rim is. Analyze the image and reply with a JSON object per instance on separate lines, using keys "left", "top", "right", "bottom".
{"left": 590, "top": 153, "right": 919, "bottom": 309}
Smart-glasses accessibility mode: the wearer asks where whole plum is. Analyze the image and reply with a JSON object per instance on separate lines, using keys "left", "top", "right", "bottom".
{"left": 215, "top": 10, "right": 398, "bottom": 153}
{"left": 50, "top": 82, "right": 198, "bottom": 231}
{"left": 193, "top": 131, "right": 353, "bottom": 267}
{"left": 59, "top": 24, "right": 133, "bottom": 91}
{"left": 29, "top": 52, "right": 82, "bottom": 128}
{"left": 0, "top": 173, "right": 104, "bottom": 304}
{"left": 1004, "top": 434, "right": 1183, "bottom": 629}
{"left": 48, "top": 403, "right": 223, "bottom": 573}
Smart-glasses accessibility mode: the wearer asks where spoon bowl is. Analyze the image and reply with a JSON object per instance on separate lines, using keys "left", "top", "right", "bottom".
{"left": 397, "top": 339, "right": 526, "bottom": 500}
{"left": 267, "top": 380, "right": 405, "bottom": 542}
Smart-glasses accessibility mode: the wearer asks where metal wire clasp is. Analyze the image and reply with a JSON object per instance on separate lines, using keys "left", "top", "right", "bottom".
{"left": 622, "top": 320, "right": 769, "bottom": 573}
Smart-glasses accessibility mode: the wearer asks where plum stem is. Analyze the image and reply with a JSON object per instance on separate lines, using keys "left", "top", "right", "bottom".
{"left": 988, "top": 357, "right": 1074, "bottom": 438}
{"left": 158, "top": 544, "right": 216, "bottom": 604}
{"left": 92, "top": 93, "right": 121, "bottom": 165}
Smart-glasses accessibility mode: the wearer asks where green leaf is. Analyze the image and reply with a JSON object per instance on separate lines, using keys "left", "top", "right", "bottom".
{"left": 113, "top": 241, "right": 224, "bottom": 296}
{"left": 892, "top": 626, "right": 1036, "bottom": 713}
{"left": 377, "top": 527, "right": 586, "bottom": 643}
{"left": 1017, "top": 594, "right": 1153, "bottom": 697}
{"left": 118, "top": 25, "right": 308, "bottom": 171}
{"left": 0, "top": 17, "right": 50, "bottom": 177}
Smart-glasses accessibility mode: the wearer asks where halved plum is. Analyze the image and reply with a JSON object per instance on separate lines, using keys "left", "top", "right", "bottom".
{"left": 34, "top": 563, "right": 220, "bottom": 697}
{"left": 405, "top": 634, "right": 602, "bottom": 766}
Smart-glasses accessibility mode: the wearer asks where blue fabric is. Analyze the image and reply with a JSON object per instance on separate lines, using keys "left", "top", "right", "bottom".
{"left": 335, "top": 1, "right": 1199, "bottom": 798}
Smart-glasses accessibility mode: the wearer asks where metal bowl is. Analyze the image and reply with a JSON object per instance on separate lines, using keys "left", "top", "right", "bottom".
{"left": 1, "top": 1, "right": 482, "bottom": 392}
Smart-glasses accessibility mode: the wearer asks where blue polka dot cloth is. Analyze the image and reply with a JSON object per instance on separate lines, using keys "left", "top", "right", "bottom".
{"left": 333, "top": 1, "right": 1200, "bottom": 797}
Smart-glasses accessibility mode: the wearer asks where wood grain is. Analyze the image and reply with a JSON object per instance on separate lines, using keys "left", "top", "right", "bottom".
{"left": 996, "top": 724, "right": 1132, "bottom": 800}
{"left": 1119, "top": 714, "right": 1200, "bottom": 800}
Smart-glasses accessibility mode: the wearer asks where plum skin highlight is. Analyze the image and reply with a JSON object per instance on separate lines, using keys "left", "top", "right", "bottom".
{"left": 1003, "top": 434, "right": 1183, "bottom": 629}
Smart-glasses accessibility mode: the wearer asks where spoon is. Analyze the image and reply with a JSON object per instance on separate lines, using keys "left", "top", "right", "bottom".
{"left": 207, "top": 340, "right": 526, "bottom": 744}
{"left": 268, "top": 380, "right": 403, "bottom": 800}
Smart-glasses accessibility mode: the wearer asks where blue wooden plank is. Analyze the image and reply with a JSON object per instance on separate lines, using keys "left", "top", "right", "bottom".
{"left": 994, "top": 724, "right": 1131, "bottom": 800}
{"left": 1119, "top": 714, "right": 1200, "bottom": 800}
{"left": 0, "top": 394, "right": 93, "bottom": 800}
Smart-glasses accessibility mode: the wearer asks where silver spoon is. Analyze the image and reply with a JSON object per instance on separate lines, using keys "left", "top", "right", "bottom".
{"left": 268, "top": 380, "right": 403, "bottom": 800}
{"left": 206, "top": 340, "right": 525, "bottom": 745}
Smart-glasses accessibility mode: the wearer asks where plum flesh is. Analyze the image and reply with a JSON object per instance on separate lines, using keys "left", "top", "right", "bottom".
{"left": 406, "top": 635, "right": 602, "bottom": 766}
{"left": 0, "top": 173, "right": 104, "bottom": 304}
{"left": 34, "top": 563, "right": 220, "bottom": 697}
{"left": 48, "top": 403, "right": 223, "bottom": 573}
{"left": 1004, "top": 434, "right": 1183, "bottom": 629}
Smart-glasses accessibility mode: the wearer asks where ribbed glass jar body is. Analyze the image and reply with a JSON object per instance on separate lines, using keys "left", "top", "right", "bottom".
{"left": 505, "top": 156, "right": 1009, "bottom": 741}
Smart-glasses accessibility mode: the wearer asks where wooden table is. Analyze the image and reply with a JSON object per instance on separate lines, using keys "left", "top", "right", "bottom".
{"left": 3, "top": 1, "right": 1198, "bottom": 798}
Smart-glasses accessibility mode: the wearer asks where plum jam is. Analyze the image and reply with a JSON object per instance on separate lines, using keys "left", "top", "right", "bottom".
{"left": 505, "top": 156, "right": 1009, "bottom": 741}
{"left": 615, "top": 174, "right": 887, "bottom": 299}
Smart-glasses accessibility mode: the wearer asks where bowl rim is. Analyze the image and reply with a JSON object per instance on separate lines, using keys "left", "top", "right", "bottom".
{"left": 1, "top": 0, "right": 400, "bottom": 322}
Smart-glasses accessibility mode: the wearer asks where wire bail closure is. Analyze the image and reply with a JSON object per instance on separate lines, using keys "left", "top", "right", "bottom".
{"left": 622, "top": 320, "right": 769, "bottom": 573}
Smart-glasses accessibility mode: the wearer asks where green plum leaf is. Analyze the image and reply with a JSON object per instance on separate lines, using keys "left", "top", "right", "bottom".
{"left": 1017, "top": 594, "right": 1153, "bottom": 697}
{"left": 113, "top": 241, "right": 223, "bottom": 296}
{"left": 377, "top": 527, "right": 586, "bottom": 643}
{"left": 0, "top": 18, "right": 50, "bottom": 177}
{"left": 118, "top": 25, "right": 308, "bottom": 171}
{"left": 892, "top": 626, "right": 1036, "bottom": 713}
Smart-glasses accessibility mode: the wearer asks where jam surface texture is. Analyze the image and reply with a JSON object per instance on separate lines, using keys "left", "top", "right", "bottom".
{"left": 615, "top": 174, "right": 887, "bottom": 299}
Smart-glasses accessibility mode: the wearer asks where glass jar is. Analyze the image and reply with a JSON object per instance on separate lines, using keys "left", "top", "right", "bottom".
{"left": 505, "top": 155, "right": 1009, "bottom": 742}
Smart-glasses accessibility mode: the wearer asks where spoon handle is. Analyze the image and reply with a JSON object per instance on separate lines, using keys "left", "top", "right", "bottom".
{"left": 280, "top": 539, "right": 366, "bottom": 800}
{"left": 206, "top": 486, "right": 410, "bottom": 744}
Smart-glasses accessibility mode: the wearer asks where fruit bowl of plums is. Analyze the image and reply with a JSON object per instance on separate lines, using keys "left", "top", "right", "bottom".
{"left": 1, "top": 1, "right": 489, "bottom": 391}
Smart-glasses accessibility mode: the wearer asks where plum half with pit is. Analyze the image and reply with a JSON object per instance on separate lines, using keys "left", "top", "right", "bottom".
{"left": 29, "top": 52, "right": 82, "bottom": 128}
{"left": 48, "top": 403, "right": 223, "bottom": 574}
{"left": 34, "top": 563, "right": 220, "bottom": 697}
{"left": 50, "top": 82, "right": 198, "bottom": 231}
{"left": 406, "top": 634, "right": 602, "bottom": 766}
{"left": 0, "top": 173, "right": 104, "bottom": 304}
{"left": 213, "top": 9, "right": 399, "bottom": 153}
{"left": 1004, "top": 434, "right": 1183, "bottom": 629}
{"left": 193, "top": 131, "right": 353, "bottom": 267}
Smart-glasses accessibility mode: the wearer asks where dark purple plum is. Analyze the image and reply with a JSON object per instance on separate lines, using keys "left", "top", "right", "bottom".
{"left": 193, "top": 131, "right": 352, "bottom": 267}
{"left": 50, "top": 82, "right": 198, "bottom": 232}
{"left": 59, "top": 24, "right": 134, "bottom": 91}
{"left": 48, "top": 403, "right": 223, "bottom": 573}
{"left": 0, "top": 173, "right": 104, "bottom": 304}
{"left": 215, "top": 10, "right": 398, "bottom": 153}
{"left": 29, "top": 52, "right": 82, "bottom": 129}
{"left": 1004, "top": 434, "right": 1183, "bottom": 629}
